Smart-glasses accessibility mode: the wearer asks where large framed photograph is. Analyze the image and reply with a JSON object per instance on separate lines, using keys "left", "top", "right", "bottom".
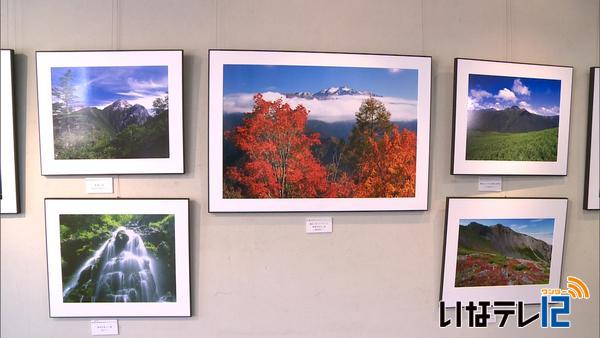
{"left": 584, "top": 67, "right": 599, "bottom": 210}
{"left": 209, "top": 50, "right": 431, "bottom": 212}
{"left": 1, "top": 49, "right": 19, "bottom": 214}
{"left": 44, "top": 198, "right": 190, "bottom": 317}
{"left": 36, "top": 50, "right": 184, "bottom": 175}
{"left": 451, "top": 58, "right": 573, "bottom": 175}
{"left": 440, "top": 197, "right": 567, "bottom": 305}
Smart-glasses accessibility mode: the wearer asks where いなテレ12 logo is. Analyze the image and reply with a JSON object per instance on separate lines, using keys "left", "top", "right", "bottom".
{"left": 440, "top": 275, "right": 591, "bottom": 328}
{"left": 540, "top": 276, "right": 590, "bottom": 328}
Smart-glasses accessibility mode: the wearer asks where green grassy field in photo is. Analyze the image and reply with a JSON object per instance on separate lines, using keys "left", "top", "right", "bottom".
{"left": 466, "top": 127, "right": 558, "bottom": 161}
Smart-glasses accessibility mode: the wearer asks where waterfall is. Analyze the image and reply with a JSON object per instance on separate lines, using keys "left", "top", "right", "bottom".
{"left": 63, "top": 226, "right": 162, "bottom": 303}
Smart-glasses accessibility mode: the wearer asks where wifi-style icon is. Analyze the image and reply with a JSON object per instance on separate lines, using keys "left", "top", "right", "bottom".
{"left": 566, "top": 276, "right": 590, "bottom": 299}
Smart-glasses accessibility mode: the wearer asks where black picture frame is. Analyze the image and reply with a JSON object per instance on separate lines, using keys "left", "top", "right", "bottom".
{"left": 36, "top": 50, "right": 185, "bottom": 175}
{"left": 208, "top": 49, "right": 432, "bottom": 212}
{"left": 44, "top": 198, "right": 191, "bottom": 317}
{"left": 440, "top": 197, "right": 568, "bottom": 305}
{"left": 451, "top": 58, "right": 573, "bottom": 176}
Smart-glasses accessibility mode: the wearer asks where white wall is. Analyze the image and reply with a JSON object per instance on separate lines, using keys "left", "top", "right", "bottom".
{"left": 1, "top": 0, "right": 598, "bottom": 337}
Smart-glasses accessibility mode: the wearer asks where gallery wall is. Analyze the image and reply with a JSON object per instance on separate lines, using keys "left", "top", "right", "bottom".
{"left": 1, "top": 0, "right": 599, "bottom": 337}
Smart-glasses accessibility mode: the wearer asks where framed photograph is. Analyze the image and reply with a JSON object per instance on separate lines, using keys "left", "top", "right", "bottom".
{"left": 451, "top": 58, "right": 573, "bottom": 175}
{"left": 584, "top": 67, "right": 599, "bottom": 210}
{"left": 1, "top": 49, "right": 19, "bottom": 214}
{"left": 44, "top": 198, "right": 190, "bottom": 317}
{"left": 36, "top": 50, "right": 184, "bottom": 175}
{"left": 440, "top": 197, "right": 567, "bottom": 305}
{"left": 209, "top": 50, "right": 431, "bottom": 212}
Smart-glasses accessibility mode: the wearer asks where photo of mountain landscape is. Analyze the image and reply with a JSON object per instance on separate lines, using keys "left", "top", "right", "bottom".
{"left": 51, "top": 66, "right": 170, "bottom": 159}
{"left": 222, "top": 64, "right": 419, "bottom": 199}
{"left": 455, "top": 218, "right": 554, "bottom": 287}
{"left": 466, "top": 74, "right": 561, "bottom": 161}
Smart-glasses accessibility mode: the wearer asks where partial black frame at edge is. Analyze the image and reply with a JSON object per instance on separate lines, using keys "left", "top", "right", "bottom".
{"left": 43, "top": 197, "right": 192, "bottom": 318}
{"left": 0, "top": 49, "right": 20, "bottom": 214}
{"left": 583, "top": 67, "right": 599, "bottom": 210}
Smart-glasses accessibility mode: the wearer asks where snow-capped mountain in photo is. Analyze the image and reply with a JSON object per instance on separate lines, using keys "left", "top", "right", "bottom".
{"left": 224, "top": 85, "right": 417, "bottom": 123}
{"left": 284, "top": 86, "right": 380, "bottom": 100}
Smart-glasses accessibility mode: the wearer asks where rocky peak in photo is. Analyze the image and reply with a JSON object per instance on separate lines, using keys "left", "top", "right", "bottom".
{"left": 102, "top": 99, "right": 150, "bottom": 132}
{"left": 459, "top": 221, "right": 552, "bottom": 262}
{"left": 284, "top": 86, "right": 380, "bottom": 100}
{"left": 106, "top": 99, "right": 132, "bottom": 111}
{"left": 313, "top": 86, "right": 377, "bottom": 98}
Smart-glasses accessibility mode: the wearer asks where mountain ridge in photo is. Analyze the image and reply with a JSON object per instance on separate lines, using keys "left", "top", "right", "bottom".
{"left": 284, "top": 86, "right": 381, "bottom": 100}
{"left": 53, "top": 97, "right": 169, "bottom": 159}
{"left": 459, "top": 221, "right": 552, "bottom": 263}
{"left": 468, "top": 105, "right": 559, "bottom": 133}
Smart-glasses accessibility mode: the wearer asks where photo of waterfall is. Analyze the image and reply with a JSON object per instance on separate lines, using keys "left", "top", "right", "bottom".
{"left": 59, "top": 214, "right": 177, "bottom": 303}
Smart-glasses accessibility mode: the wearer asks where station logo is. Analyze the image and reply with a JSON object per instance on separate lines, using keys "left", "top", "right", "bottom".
{"left": 440, "top": 276, "right": 590, "bottom": 328}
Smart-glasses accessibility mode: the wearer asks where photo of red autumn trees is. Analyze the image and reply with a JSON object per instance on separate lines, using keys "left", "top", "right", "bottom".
{"left": 221, "top": 64, "right": 420, "bottom": 199}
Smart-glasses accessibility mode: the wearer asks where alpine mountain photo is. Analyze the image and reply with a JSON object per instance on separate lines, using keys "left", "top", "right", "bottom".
{"left": 452, "top": 59, "right": 572, "bottom": 175}
{"left": 466, "top": 74, "right": 561, "bottom": 162}
{"left": 222, "top": 65, "right": 418, "bottom": 199}
{"left": 51, "top": 66, "right": 170, "bottom": 160}
{"left": 455, "top": 218, "right": 554, "bottom": 287}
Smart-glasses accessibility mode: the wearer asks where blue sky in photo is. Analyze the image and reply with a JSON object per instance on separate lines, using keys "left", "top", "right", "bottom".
{"left": 222, "top": 65, "right": 419, "bottom": 122}
{"left": 468, "top": 74, "right": 561, "bottom": 116}
{"left": 51, "top": 66, "right": 168, "bottom": 110}
{"left": 460, "top": 218, "right": 555, "bottom": 244}
{"left": 223, "top": 65, "right": 417, "bottom": 98}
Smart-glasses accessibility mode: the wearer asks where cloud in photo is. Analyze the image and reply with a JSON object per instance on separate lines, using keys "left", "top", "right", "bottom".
{"left": 495, "top": 88, "right": 517, "bottom": 103}
{"left": 222, "top": 64, "right": 420, "bottom": 123}
{"left": 509, "top": 224, "right": 529, "bottom": 232}
{"left": 512, "top": 79, "right": 531, "bottom": 96}
{"left": 470, "top": 89, "right": 492, "bottom": 100}
{"left": 467, "top": 74, "right": 561, "bottom": 116}
{"left": 525, "top": 231, "right": 554, "bottom": 245}
{"left": 51, "top": 66, "right": 168, "bottom": 112}
{"left": 223, "top": 91, "right": 417, "bottom": 123}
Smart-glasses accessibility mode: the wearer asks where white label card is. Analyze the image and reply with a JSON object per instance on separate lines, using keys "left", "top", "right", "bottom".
{"left": 305, "top": 217, "right": 333, "bottom": 233}
{"left": 478, "top": 176, "right": 502, "bottom": 192}
{"left": 91, "top": 320, "right": 119, "bottom": 335}
{"left": 85, "top": 177, "right": 114, "bottom": 194}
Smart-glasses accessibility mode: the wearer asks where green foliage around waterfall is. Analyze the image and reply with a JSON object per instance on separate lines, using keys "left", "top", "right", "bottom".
{"left": 466, "top": 127, "right": 558, "bottom": 161}
{"left": 59, "top": 214, "right": 176, "bottom": 301}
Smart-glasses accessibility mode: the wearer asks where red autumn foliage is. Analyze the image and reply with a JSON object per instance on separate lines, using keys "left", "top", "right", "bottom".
{"left": 226, "top": 94, "right": 328, "bottom": 198}
{"left": 455, "top": 252, "right": 550, "bottom": 287}
{"left": 354, "top": 127, "right": 417, "bottom": 197}
{"left": 326, "top": 172, "right": 357, "bottom": 198}
{"left": 225, "top": 95, "right": 418, "bottom": 199}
